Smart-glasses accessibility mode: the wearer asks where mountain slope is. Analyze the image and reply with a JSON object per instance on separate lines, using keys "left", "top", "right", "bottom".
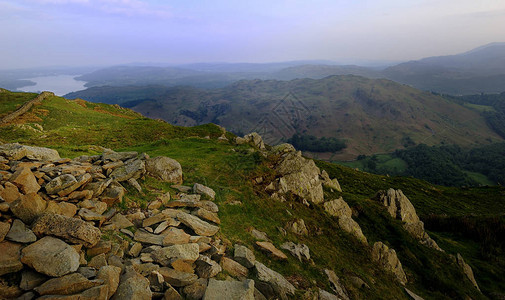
{"left": 66, "top": 75, "right": 503, "bottom": 160}
{"left": 1, "top": 90, "right": 504, "bottom": 298}
{"left": 384, "top": 43, "right": 505, "bottom": 94}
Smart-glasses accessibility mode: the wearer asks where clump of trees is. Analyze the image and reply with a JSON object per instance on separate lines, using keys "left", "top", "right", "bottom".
{"left": 287, "top": 133, "right": 346, "bottom": 152}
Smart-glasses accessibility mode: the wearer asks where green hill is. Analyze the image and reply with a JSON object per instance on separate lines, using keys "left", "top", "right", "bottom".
{"left": 66, "top": 75, "right": 502, "bottom": 160}
{"left": 1, "top": 90, "right": 504, "bottom": 299}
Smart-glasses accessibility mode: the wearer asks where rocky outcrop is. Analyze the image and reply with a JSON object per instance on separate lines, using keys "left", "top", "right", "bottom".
{"left": 324, "top": 197, "right": 368, "bottom": 244}
{"left": 374, "top": 189, "right": 442, "bottom": 251}
{"left": 0, "top": 92, "right": 55, "bottom": 125}
{"left": 0, "top": 143, "right": 60, "bottom": 161}
{"left": 320, "top": 170, "right": 342, "bottom": 192}
{"left": 372, "top": 241, "right": 407, "bottom": 285}
{"left": 455, "top": 253, "right": 480, "bottom": 292}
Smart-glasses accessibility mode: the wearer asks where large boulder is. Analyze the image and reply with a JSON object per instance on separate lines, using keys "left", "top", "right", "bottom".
{"left": 0, "top": 143, "right": 60, "bottom": 161}
{"left": 145, "top": 156, "right": 183, "bottom": 184}
{"left": 374, "top": 189, "right": 442, "bottom": 251}
{"left": 371, "top": 242, "right": 407, "bottom": 285}
{"left": 32, "top": 213, "right": 101, "bottom": 248}
{"left": 324, "top": 198, "right": 367, "bottom": 244}
{"left": 10, "top": 193, "right": 47, "bottom": 224}
{"left": 271, "top": 149, "right": 324, "bottom": 204}
{"left": 21, "top": 236, "right": 80, "bottom": 277}
{"left": 203, "top": 278, "right": 255, "bottom": 300}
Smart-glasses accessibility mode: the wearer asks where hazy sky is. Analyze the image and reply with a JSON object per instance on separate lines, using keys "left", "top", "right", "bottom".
{"left": 1, "top": 0, "right": 505, "bottom": 69}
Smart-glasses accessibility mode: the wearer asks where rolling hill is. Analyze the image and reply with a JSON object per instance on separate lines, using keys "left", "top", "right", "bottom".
{"left": 66, "top": 75, "right": 503, "bottom": 160}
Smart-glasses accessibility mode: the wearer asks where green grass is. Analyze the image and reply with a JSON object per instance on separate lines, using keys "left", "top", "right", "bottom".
{"left": 464, "top": 103, "right": 497, "bottom": 113}
{"left": 0, "top": 90, "right": 38, "bottom": 117}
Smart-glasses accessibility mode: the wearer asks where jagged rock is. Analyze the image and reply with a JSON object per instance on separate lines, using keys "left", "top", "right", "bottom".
{"left": 177, "top": 211, "right": 219, "bottom": 236}
{"left": 234, "top": 244, "right": 256, "bottom": 268}
{"left": 324, "top": 269, "right": 349, "bottom": 300}
{"left": 182, "top": 278, "right": 207, "bottom": 300}
{"left": 10, "top": 192, "right": 47, "bottom": 224}
{"left": 280, "top": 242, "right": 310, "bottom": 262}
{"left": 193, "top": 183, "right": 216, "bottom": 199}
{"left": 110, "top": 213, "right": 134, "bottom": 229}
{"left": 21, "top": 236, "right": 80, "bottom": 277}
{"left": 220, "top": 257, "right": 248, "bottom": 279}
{"left": 320, "top": 170, "right": 342, "bottom": 192}
{"left": 148, "top": 270, "right": 165, "bottom": 292}
{"left": 0, "top": 182, "right": 20, "bottom": 202}
{"left": 256, "top": 241, "right": 288, "bottom": 260}
{"left": 45, "top": 174, "right": 90, "bottom": 196}
{"left": 79, "top": 208, "right": 105, "bottom": 222}
{"left": 162, "top": 227, "right": 191, "bottom": 246}
{"left": 272, "top": 149, "right": 324, "bottom": 204}
{"left": 254, "top": 262, "right": 295, "bottom": 299}
{"left": 6, "top": 219, "right": 36, "bottom": 243}
{"left": 20, "top": 270, "right": 48, "bottom": 291}
{"left": 0, "top": 280, "right": 23, "bottom": 299}
{"left": 143, "top": 211, "right": 171, "bottom": 227}
{"left": 374, "top": 189, "right": 442, "bottom": 251}
{"left": 96, "top": 265, "right": 122, "bottom": 299}
{"left": 110, "top": 159, "right": 145, "bottom": 182}
{"left": 248, "top": 227, "right": 269, "bottom": 241}
{"left": 324, "top": 198, "right": 367, "bottom": 244}
{"left": 88, "top": 253, "right": 108, "bottom": 269}
{"left": 34, "top": 273, "right": 99, "bottom": 296}
{"left": 456, "top": 253, "right": 480, "bottom": 291}
{"left": 80, "top": 285, "right": 108, "bottom": 300}
{"left": 323, "top": 198, "right": 351, "bottom": 218}
{"left": 134, "top": 229, "right": 164, "bottom": 246}
{"left": 152, "top": 243, "right": 200, "bottom": 266}
{"left": 371, "top": 242, "right": 407, "bottom": 285}
{"left": 285, "top": 218, "right": 309, "bottom": 236}
{"left": 0, "top": 241, "right": 23, "bottom": 276}
{"left": 0, "top": 221, "right": 9, "bottom": 242}
{"left": 133, "top": 263, "right": 160, "bottom": 277}
{"left": 78, "top": 267, "right": 97, "bottom": 279}
{"left": 192, "top": 208, "right": 220, "bottom": 225}
{"left": 100, "top": 186, "right": 126, "bottom": 207}
{"left": 405, "top": 288, "right": 425, "bottom": 300}
{"left": 0, "top": 143, "right": 60, "bottom": 161}
{"left": 204, "top": 278, "right": 255, "bottom": 300}
{"left": 145, "top": 156, "right": 183, "bottom": 184}
{"left": 195, "top": 255, "right": 222, "bottom": 278}
{"left": 32, "top": 213, "right": 101, "bottom": 247}
{"left": 112, "top": 267, "right": 152, "bottom": 300}
{"left": 243, "top": 133, "right": 266, "bottom": 150}
{"left": 83, "top": 179, "right": 112, "bottom": 197}
{"left": 159, "top": 267, "right": 199, "bottom": 287}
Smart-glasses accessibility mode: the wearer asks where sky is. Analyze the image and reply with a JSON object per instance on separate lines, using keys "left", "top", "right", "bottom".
{"left": 1, "top": 0, "right": 505, "bottom": 69}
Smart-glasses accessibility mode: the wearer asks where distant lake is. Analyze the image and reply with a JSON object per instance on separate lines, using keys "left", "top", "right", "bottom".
{"left": 18, "top": 75, "right": 87, "bottom": 96}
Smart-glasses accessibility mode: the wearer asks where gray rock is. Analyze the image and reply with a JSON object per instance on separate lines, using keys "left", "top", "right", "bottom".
{"left": 21, "top": 236, "right": 80, "bottom": 277}
{"left": 110, "top": 159, "right": 145, "bottom": 182}
{"left": 280, "top": 242, "right": 310, "bottom": 262}
{"left": 177, "top": 211, "right": 219, "bottom": 236}
{"left": 32, "top": 213, "right": 101, "bottom": 248}
{"left": 20, "top": 270, "right": 48, "bottom": 291}
{"left": 371, "top": 242, "right": 407, "bottom": 285}
{"left": 320, "top": 170, "right": 342, "bottom": 192}
{"left": 193, "top": 183, "right": 216, "bottom": 199}
{"left": 203, "top": 278, "right": 255, "bottom": 300}
{"left": 324, "top": 269, "right": 349, "bottom": 300}
{"left": 234, "top": 244, "right": 256, "bottom": 268}
{"left": 254, "top": 262, "right": 295, "bottom": 299}
{"left": 405, "top": 288, "right": 425, "bottom": 300}
{"left": 6, "top": 219, "right": 36, "bottom": 243}
{"left": 195, "top": 255, "right": 222, "bottom": 278}
{"left": 145, "top": 156, "right": 183, "bottom": 184}
{"left": 112, "top": 268, "right": 152, "bottom": 300}
{"left": 102, "top": 150, "right": 138, "bottom": 162}
{"left": 134, "top": 229, "right": 164, "bottom": 246}
{"left": 0, "top": 143, "right": 60, "bottom": 161}
{"left": 285, "top": 218, "right": 308, "bottom": 236}
{"left": 324, "top": 198, "right": 367, "bottom": 244}
{"left": 34, "top": 273, "right": 99, "bottom": 296}
{"left": 152, "top": 243, "right": 200, "bottom": 266}
{"left": 243, "top": 133, "right": 266, "bottom": 150}
{"left": 159, "top": 267, "right": 198, "bottom": 287}
{"left": 456, "top": 253, "right": 480, "bottom": 292}
{"left": 220, "top": 257, "right": 248, "bottom": 279}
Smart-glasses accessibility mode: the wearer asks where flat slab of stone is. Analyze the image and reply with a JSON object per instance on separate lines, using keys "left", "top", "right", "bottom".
{"left": 34, "top": 273, "right": 98, "bottom": 295}
{"left": 134, "top": 229, "right": 164, "bottom": 246}
{"left": 159, "top": 268, "right": 198, "bottom": 287}
{"left": 255, "top": 242, "right": 287, "bottom": 260}
{"left": 6, "top": 219, "right": 36, "bottom": 243}
{"left": 32, "top": 213, "right": 101, "bottom": 248}
{"left": 234, "top": 244, "right": 256, "bottom": 268}
{"left": 153, "top": 243, "right": 200, "bottom": 266}
{"left": 204, "top": 278, "right": 255, "bottom": 300}
{"left": 177, "top": 211, "right": 219, "bottom": 237}
{"left": 255, "top": 262, "right": 295, "bottom": 298}
{"left": 21, "top": 236, "right": 80, "bottom": 277}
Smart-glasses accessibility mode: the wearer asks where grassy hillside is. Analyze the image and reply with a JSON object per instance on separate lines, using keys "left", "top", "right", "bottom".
{"left": 65, "top": 75, "right": 502, "bottom": 160}
{"left": 1, "top": 90, "right": 504, "bottom": 299}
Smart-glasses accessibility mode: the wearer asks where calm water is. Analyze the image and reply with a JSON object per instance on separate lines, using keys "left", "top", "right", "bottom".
{"left": 19, "top": 75, "right": 87, "bottom": 96}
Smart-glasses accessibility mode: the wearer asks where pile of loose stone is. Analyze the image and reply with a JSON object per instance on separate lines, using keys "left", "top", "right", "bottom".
{"left": 0, "top": 143, "right": 327, "bottom": 300}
